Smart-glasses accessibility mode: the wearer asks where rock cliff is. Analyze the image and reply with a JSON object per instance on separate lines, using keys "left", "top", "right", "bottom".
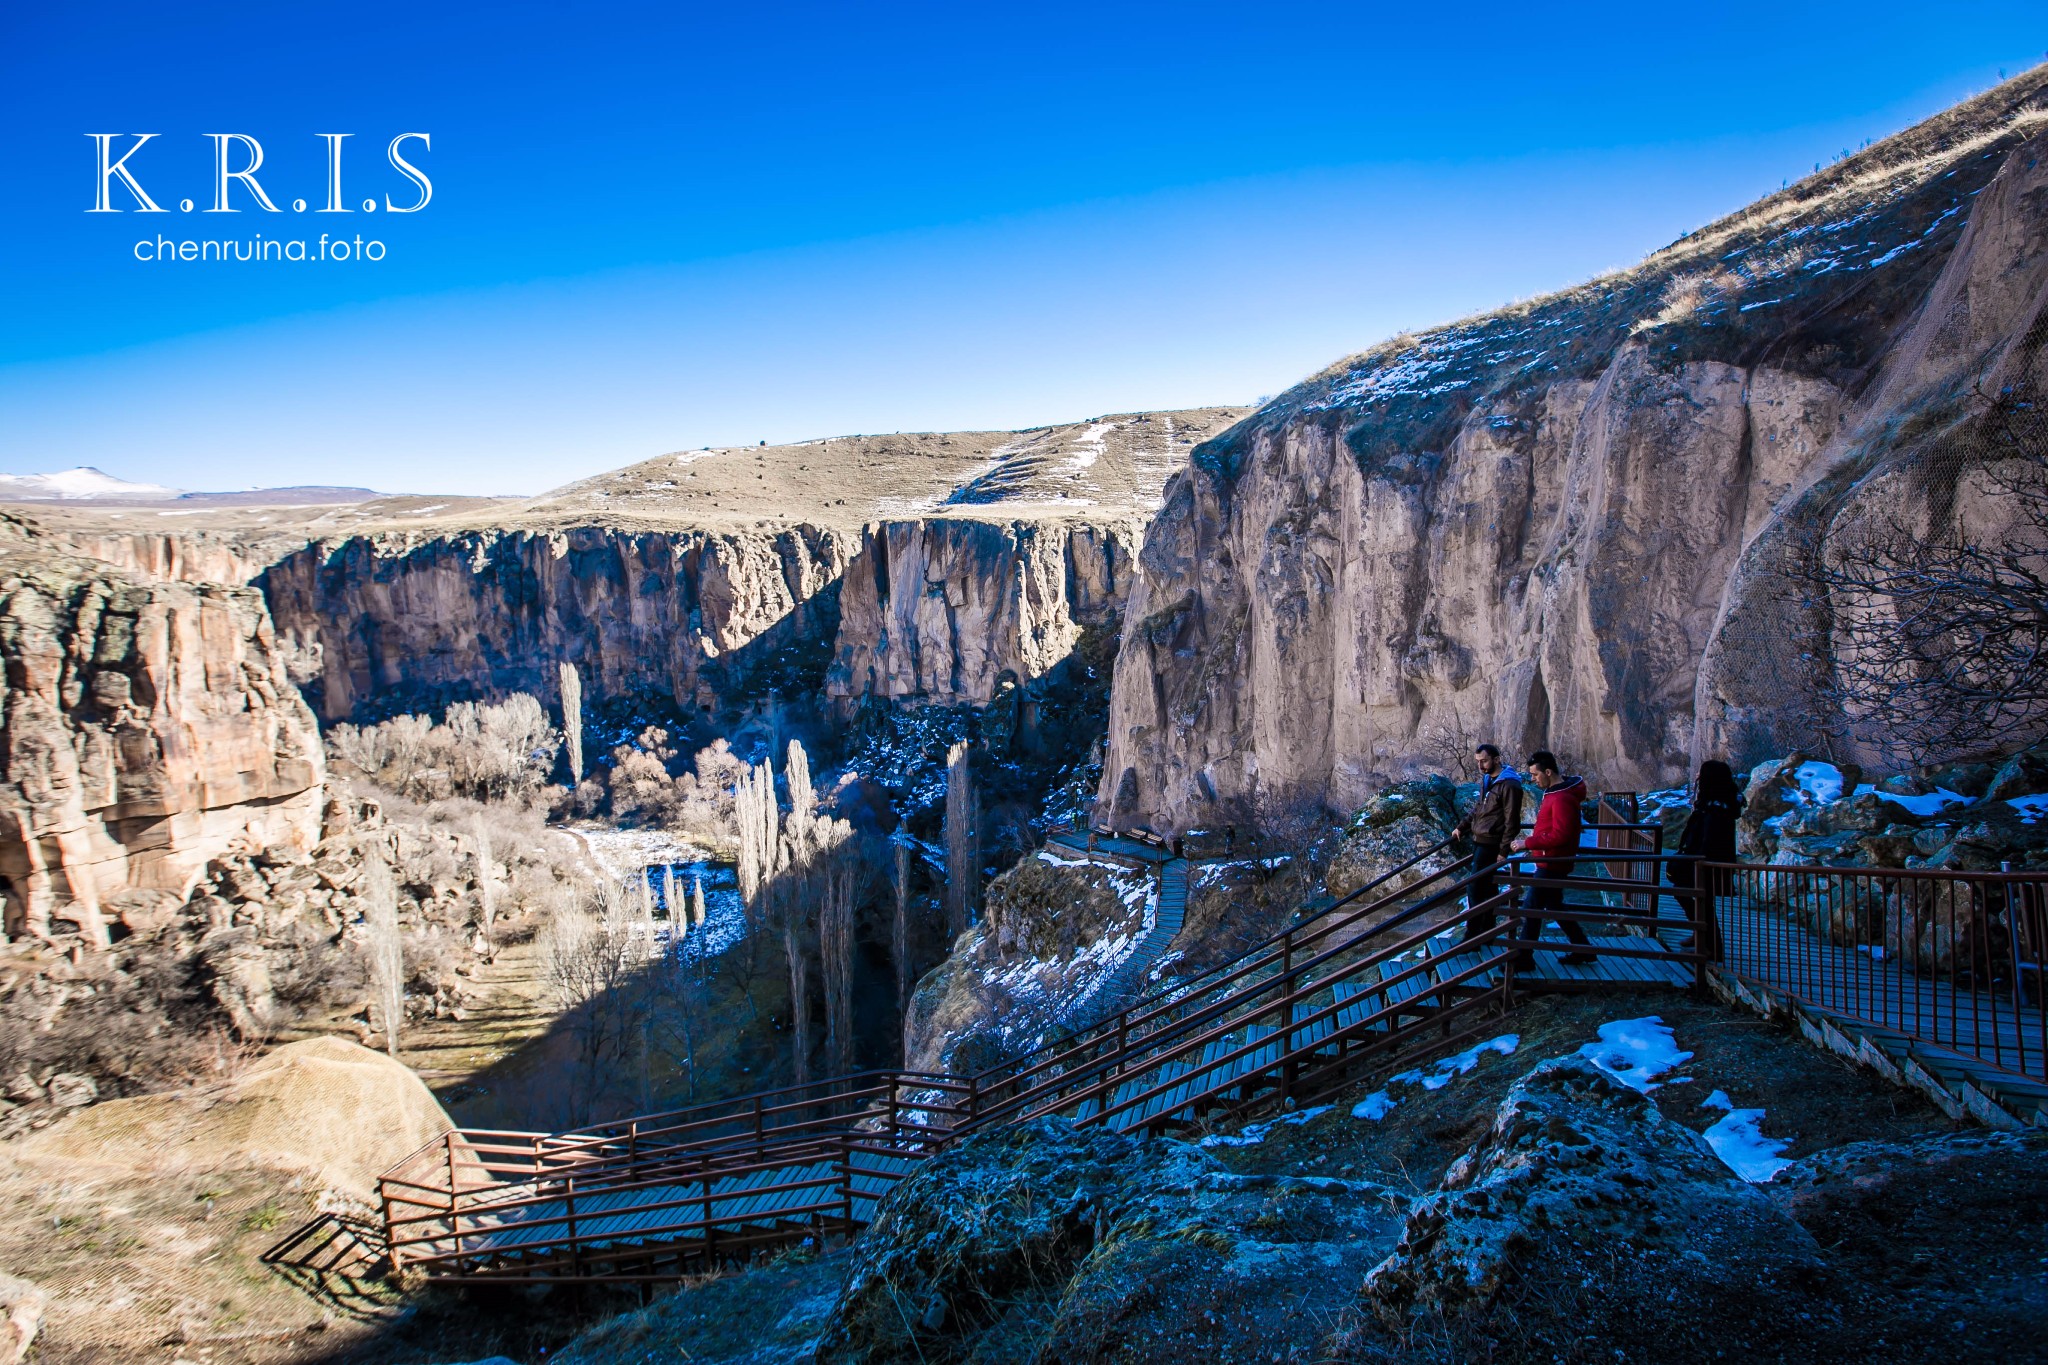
{"left": 0, "top": 543, "right": 324, "bottom": 942}
{"left": 264, "top": 515, "right": 1148, "bottom": 726}
{"left": 1101, "top": 75, "right": 2048, "bottom": 832}
{"left": 260, "top": 525, "right": 856, "bottom": 721}
{"left": 826, "top": 517, "right": 1135, "bottom": 713}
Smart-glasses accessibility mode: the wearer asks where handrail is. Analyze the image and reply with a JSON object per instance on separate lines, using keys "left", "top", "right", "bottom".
{"left": 974, "top": 835, "right": 1467, "bottom": 1084}
{"left": 969, "top": 849, "right": 1480, "bottom": 1107}
{"left": 376, "top": 834, "right": 1740, "bottom": 1283}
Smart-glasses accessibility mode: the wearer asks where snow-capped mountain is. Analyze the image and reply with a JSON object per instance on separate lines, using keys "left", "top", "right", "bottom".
{"left": 0, "top": 467, "right": 183, "bottom": 502}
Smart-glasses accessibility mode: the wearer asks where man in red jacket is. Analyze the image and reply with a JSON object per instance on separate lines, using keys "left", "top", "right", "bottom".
{"left": 1508, "top": 750, "right": 1597, "bottom": 966}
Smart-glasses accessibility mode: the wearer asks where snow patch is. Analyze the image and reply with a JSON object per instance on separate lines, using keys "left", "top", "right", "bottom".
{"left": 2009, "top": 794, "right": 2048, "bottom": 825}
{"left": 1789, "top": 761, "right": 1844, "bottom": 805}
{"left": 1853, "top": 783, "right": 1970, "bottom": 817}
{"left": 1200, "top": 1105, "right": 1334, "bottom": 1148}
{"left": 1699, "top": 1094, "right": 1794, "bottom": 1183}
{"left": 1351, "top": 1091, "right": 1398, "bottom": 1121}
{"left": 1575, "top": 1017, "right": 1692, "bottom": 1093}
{"left": 1352, "top": 1034, "right": 1519, "bottom": 1121}
{"left": 1394, "top": 1034, "right": 1520, "bottom": 1092}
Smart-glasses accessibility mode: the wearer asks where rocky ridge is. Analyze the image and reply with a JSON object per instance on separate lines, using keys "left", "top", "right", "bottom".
{"left": 0, "top": 536, "right": 325, "bottom": 942}
{"left": 1100, "top": 74, "right": 2048, "bottom": 833}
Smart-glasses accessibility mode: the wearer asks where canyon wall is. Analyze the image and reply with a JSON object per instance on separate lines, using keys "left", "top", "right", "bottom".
{"left": 0, "top": 546, "right": 325, "bottom": 940}
{"left": 39, "top": 531, "right": 267, "bottom": 587}
{"left": 263, "top": 516, "right": 1144, "bottom": 725}
{"left": 825, "top": 517, "right": 1135, "bottom": 712}
{"left": 260, "top": 526, "right": 857, "bottom": 722}
{"left": 1101, "top": 82, "right": 2048, "bottom": 833}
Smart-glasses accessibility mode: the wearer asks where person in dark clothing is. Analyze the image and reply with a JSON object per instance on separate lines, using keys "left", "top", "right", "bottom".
{"left": 1510, "top": 751, "right": 1597, "bottom": 966}
{"left": 1667, "top": 760, "right": 1745, "bottom": 951}
{"left": 1454, "top": 744, "right": 1523, "bottom": 942}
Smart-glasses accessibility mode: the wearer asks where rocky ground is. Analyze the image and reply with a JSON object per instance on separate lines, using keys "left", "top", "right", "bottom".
{"left": 536, "top": 989, "right": 2044, "bottom": 1365}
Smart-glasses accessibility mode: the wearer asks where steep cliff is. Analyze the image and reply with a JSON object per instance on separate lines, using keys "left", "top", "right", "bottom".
{"left": 1102, "top": 74, "right": 2048, "bottom": 832}
{"left": 257, "top": 437, "right": 1226, "bottom": 726}
{"left": 826, "top": 517, "right": 1135, "bottom": 713}
{"left": 0, "top": 543, "right": 325, "bottom": 942}
{"left": 260, "top": 525, "right": 855, "bottom": 721}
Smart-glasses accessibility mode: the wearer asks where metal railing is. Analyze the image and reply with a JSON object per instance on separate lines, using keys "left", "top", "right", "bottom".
{"left": 363, "top": 816, "right": 1731, "bottom": 1284}
{"left": 1714, "top": 862, "right": 2048, "bottom": 1083}
{"left": 379, "top": 1070, "right": 973, "bottom": 1283}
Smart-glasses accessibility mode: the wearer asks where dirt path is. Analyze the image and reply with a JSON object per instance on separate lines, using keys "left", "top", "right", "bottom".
{"left": 394, "top": 932, "right": 559, "bottom": 1103}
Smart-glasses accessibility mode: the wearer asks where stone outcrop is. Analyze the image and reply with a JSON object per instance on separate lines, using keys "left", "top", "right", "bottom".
{"left": 260, "top": 525, "right": 855, "bottom": 721}
{"left": 825, "top": 517, "right": 1134, "bottom": 713}
{"left": 263, "top": 515, "right": 1142, "bottom": 727}
{"left": 1364, "top": 1057, "right": 1821, "bottom": 1324}
{"left": 12, "top": 1035, "right": 452, "bottom": 1198}
{"left": 1100, "top": 77, "right": 2048, "bottom": 833}
{"left": 902, "top": 847, "right": 1155, "bottom": 1075}
{"left": 0, "top": 547, "right": 324, "bottom": 941}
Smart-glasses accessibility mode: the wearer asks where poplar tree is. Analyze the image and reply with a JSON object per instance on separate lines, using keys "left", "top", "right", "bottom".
{"left": 559, "top": 661, "right": 584, "bottom": 784}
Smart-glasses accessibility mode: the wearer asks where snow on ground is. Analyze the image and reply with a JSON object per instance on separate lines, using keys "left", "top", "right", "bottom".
{"left": 1575, "top": 1017, "right": 1693, "bottom": 1093}
{"left": 1770, "top": 762, "right": 1971, "bottom": 818}
{"left": 1063, "top": 422, "right": 1116, "bottom": 473}
{"left": 565, "top": 824, "right": 746, "bottom": 957}
{"left": 1200, "top": 1105, "right": 1334, "bottom": 1148}
{"left": 976, "top": 855, "right": 1158, "bottom": 1049}
{"left": 2011, "top": 794, "right": 2048, "bottom": 825}
{"left": 1859, "top": 784, "right": 1970, "bottom": 816}
{"left": 1790, "top": 761, "right": 1846, "bottom": 805}
{"left": 1700, "top": 1090, "right": 1795, "bottom": 1182}
{"left": 1352, "top": 1034, "right": 1520, "bottom": 1121}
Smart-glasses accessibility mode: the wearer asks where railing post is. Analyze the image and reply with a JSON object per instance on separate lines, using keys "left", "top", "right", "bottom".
{"left": 1280, "top": 931, "right": 1297, "bottom": 1101}
{"left": 839, "top": 1135, "right": 855, "bottom": 1237}
{"left": 564, "top": 1174, "right": 581, "bottom": 1278}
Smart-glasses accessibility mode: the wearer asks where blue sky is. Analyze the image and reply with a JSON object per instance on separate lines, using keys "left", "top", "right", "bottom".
{"left": 1, "top": 3, "right": 2041, "bottom": 494}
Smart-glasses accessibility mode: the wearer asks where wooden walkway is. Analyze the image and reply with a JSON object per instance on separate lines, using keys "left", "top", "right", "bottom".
{"left": 356, "top": 845, "right": 2048, "bottom": 1286}
{"left": 1715, "top": 895, "right": 2045, "bottom": 1083}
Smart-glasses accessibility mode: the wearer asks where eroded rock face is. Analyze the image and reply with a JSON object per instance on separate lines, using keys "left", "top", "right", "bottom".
{"left": 902, "top": 848, "right": 1154, "bottom": 1075}
{"left": 265, "top": 516, "right": 1139, "bottom": 727}
{"left": 1100, "top": 83, "right": 2048, "bottom": 834}
{"left": 0, "top": 549, "right": 324, "bottom": 940}
{"left": 826, "top": 517, "right": 1134, "bottom": 713}
{"left": 1364, "top": 1057, "right": 1820, "bottom": 1317}
{"left": 261, "top": 525, "right": 855, "bottom": 722}
{"left": 813, "top": 1118, "right": 1401, "bottom": 1365}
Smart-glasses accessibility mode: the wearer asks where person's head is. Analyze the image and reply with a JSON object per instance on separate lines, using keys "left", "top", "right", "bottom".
{"left": 1474, "top": 742, "right": 1502, "bottom": 776}
{"left": 1527, "top": 750, "right": 1560, "bottom": 785}
{"left": 1696, "top": 759, "right": 1739, "bottom": 803}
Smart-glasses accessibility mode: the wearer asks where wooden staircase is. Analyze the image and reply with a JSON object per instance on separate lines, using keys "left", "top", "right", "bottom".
{"left": 365, "top": 830, "right": 1731, "bottom": 1284}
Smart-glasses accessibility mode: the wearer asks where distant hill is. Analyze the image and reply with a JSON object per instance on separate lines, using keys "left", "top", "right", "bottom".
{"left": 0, "top": 467, "right": 181, "bottom": 502}
{"left": 0, "top": 468, "right": 383, "bottom": 506}
{"left": 173, "top": 486, "right": 382, "bottom": 506}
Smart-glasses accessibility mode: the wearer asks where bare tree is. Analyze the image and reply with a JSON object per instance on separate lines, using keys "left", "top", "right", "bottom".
{"left": 543, "top": 876, "right": 652, "bottom": 1122}
{"left": 944, "top": 741, "right": 977, "bottom": 938}
{"left": 560, "top": 661, "right": 584, "bottom": 784}
{"left": 781, "top": 907, "right": 814, "bottom": 1086}
{"left": 472, "top": 815, "right": 498, "bottom": 960}
{"left": 1417, "top": 697, "right": 1483, "bottom": 781}
{"left": 360, "top": 853, "right": 406, "bottom": 1059}
{"left": 819, "top": 856, "right": 857, "bottom": 1076}
{"left": 786, "top": 738, "right": 817, "bottom": 848}
{"left": 1797, "top": 393, "right": 2048, "bottom": 764}
{"left": 691, "top": 874, "right": 707, "bottom": 928}
{"left": 891, "top": 837, "right": 913, "bottom": 1023}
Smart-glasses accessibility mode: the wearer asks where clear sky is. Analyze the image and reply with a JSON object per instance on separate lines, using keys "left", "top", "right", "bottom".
{"left": 1, "top": 3, "right": 2041, "bottom": 494}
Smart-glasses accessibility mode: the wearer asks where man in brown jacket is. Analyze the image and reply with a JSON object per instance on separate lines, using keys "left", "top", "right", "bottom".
{"left": 1454, "top": 744, "right": 1522, "bottom": 943}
